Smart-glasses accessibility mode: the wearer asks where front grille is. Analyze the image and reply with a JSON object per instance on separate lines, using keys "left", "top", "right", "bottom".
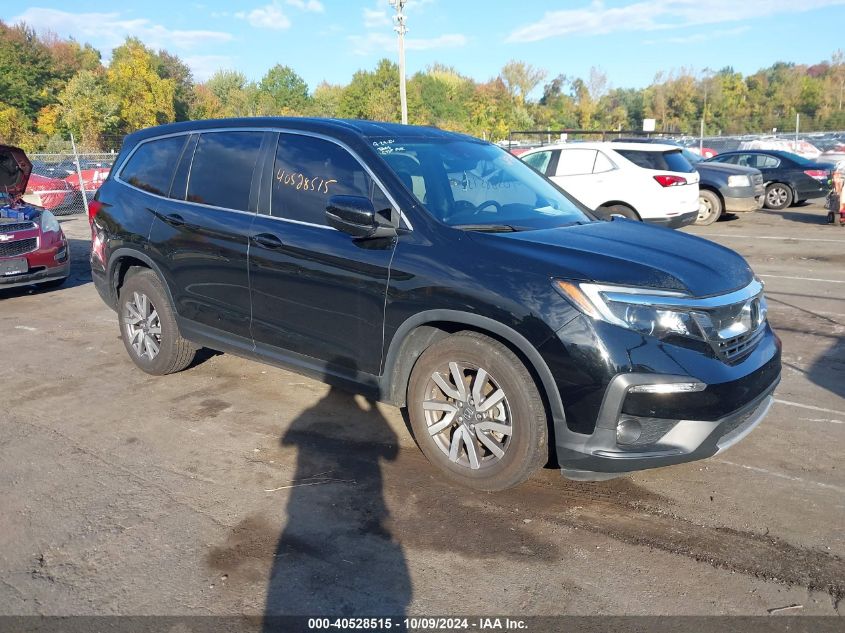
{"left": 0, "top": 238, "right": 37, "bottom": 257}
{"left": 0, "top": 221, "right": 36, "bottom": 233}
{"left": 715, "top": 326, "right": 766, "bottom": 363}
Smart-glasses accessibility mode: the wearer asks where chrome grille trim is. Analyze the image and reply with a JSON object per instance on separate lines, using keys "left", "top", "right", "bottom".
{"left": 0, "top": 221, "right": 37, "bottom": 233}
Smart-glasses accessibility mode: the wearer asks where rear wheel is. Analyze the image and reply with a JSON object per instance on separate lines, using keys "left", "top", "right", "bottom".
{"left": 118, "top": 269, "right": 196, "bottom": 375}
{"left": 695, "top": 189, "right": 722, "bottom": 225}
{"left": 764, "top": 183, "right": 793, "bottom": 210}
{"left": 407, "top": 332, "right": 547, "bottom": 491}
{"left": 598, "top": 203, "right": 639, "bottom": 221}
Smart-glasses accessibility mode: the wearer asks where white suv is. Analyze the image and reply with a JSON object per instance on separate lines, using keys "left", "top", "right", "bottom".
{"left": 520, "top": 142, "right": 700, "bottom": 228}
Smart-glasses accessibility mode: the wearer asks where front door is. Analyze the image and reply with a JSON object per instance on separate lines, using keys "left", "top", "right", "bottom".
{"left": 248, "top": 132, "right": 397, "bottom": 377}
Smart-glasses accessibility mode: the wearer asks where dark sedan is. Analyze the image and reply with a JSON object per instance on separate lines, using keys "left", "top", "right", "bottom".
{"left": 705, "top": 150, "right": 830, "bottom": 210}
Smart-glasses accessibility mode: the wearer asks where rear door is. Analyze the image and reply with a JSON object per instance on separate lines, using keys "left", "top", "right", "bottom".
{"left": 248, "top": 132, "right": 397, "bottom": 377}
{"left": 549, "top": 149, "right": 601, "bottom": 207}
{"left": 147, "top": 130, "right": 267, "bottom": 340}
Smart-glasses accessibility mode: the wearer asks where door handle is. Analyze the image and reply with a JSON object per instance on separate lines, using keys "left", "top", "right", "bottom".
{"left": 251, "top": 232, "right": 284, "bottom": 249}
{"left": 164, "top": 213, "right": 186, "bottom": 227}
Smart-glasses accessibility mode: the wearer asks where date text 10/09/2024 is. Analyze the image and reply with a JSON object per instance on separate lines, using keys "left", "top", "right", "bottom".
{"left": 307, "top": 618, "right": 528, "bottom": 630}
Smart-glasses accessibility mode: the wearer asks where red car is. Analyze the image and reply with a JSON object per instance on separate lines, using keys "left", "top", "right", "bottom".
{"left": 65, "top": 167, "right": 110, "bottom": 192}
{"left": 0, "top": 145, "right": 70, "bottom": 290}
{"left": 23, "top": 172, "right": 76, "bottom": 211}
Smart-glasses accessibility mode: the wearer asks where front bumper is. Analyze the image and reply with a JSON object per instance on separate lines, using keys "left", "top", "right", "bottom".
{"left": 644, "top": 209, "right": 698, "bottom": 229}
{"left": 724, "top": 194, "right": 764, "bottom": 213}
{"left": 0, "top": 259, "right": 70, "bottom": 289}
{"left": 558, "top": 371, "right": 779, "bottom": 480}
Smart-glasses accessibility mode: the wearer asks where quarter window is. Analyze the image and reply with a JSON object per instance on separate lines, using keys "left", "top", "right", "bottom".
{"left": 270, "top": 134, "right": 375, "bottom": 225}
{"left": 187, "top": 131, "right": 264, "bottom": 211}
{"left": 593, "top": 151, "right": 615, "bottom": 173}
{"left": 120, "top": 136, "right": 187, "bottom": 197}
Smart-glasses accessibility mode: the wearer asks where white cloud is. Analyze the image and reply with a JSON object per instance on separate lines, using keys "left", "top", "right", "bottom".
{"left": 287, "top": 0, "right": 324, "bottom": 12}
{"left": 643, "top": 25, "right": 750, "bottom": 46}
{"left": 11, "top": 7, "right": 232, "bottom": 52}
{"left": 348, "top": 32, "right": 467, "bottom": 56}
{"left": 235, "top": 3, "right": 292, "bottom": 30}
{"left": 363, "top": 8, "right": 391, "bottom": 28}
{"left": 181, "top": 55, "right": 234, "bottom": 81}
{"left": 506, "top": 0, "right": 845, "bottom": 42}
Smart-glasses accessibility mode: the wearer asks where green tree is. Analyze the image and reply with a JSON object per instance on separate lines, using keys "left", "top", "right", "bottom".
{"left": 259, "top": 64, "right": 310, "bottom": 113}
{"left": 155, "top": 50, "right": 194, "bottom": 121}
{"left": 206, "top": 70, "right": 252, "bottom": 116}
{"left": 60, "top": 70, "right": 120, "bottom": 149}
{"left": 0, "top": 22, "right": 63, "bottom": 118}
{"left": 339, "top": 59, "right": 400, "bottom": 121}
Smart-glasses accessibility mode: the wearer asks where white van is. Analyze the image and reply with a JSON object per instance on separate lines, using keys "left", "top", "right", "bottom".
{"left": 520, "top": 142, "right": 700, "bottom": 228}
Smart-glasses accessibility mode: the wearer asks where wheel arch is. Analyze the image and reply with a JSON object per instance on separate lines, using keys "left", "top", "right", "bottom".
{"left": 597, "top": 201, "right": 641, "bottom": 219}
{"left": 108, "top": 248, "right": 176, "bottom": 309}
{"left": 380, "top": 310, "right": 567, "bottom": 427}
{"left": 699, "top": 184, "right": 724, "bottom": 205}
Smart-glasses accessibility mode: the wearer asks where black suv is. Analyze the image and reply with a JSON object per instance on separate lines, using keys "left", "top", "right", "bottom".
{"left": 90, "top": 118, "right": 781, "bottom": 491}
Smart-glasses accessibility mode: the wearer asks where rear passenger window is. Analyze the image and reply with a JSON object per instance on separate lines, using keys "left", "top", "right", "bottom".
{"left": 616, "top": 149, "right": 695, "bottom": 173}
{"left": 555, "top": 149, "right": 597, "bottom": 176}
{"left": 120, "top": 136, "right": 187, "bottom": 196}
{"left": 270, "top": 134, "right": 374, "bottom": 225}
{"left": 187, "top": 132, "right": 263, "bottom": 211}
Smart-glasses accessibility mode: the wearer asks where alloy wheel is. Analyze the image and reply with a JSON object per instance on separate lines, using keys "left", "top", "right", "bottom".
{"left": 123, "top": 291, "right": 162, "bottom": 361}
{"left": 422, "top": 362, "right": 512, "bottom": 470}
{"left": 766, "top": 186, "right": 789, "bottom": 208}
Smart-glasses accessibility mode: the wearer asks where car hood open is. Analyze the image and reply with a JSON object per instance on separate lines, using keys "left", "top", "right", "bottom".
{"left": 0, "top": 145, "right": 32, "bottom": 198}
{"left": 467, "top": 219, "right": 754, "bottom": 298}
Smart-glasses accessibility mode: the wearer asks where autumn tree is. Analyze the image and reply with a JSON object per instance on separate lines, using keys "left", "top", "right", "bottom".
{"left": 107, "top": 38, "right": 175, "bottom": 133}
{"left": 500, "top": 60, "right": 546, "bottom": 104}
{"left": 60, "top": 70, "right": 120, "bottom": 149}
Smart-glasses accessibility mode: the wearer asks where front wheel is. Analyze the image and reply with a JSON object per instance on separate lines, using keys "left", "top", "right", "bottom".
{"left": 407, "top": 332, "right": 547, "bottom": 491}
{"left": 696, "top": 189, "right": 722, "bottom": 225}
{"left": 764, "top": 183, "right": 793, "bottom": 210}
{"left": 118, "top": 268, "right": 196, "bottom": 375}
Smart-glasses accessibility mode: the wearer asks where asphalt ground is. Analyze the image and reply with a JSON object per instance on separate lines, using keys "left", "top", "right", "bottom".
{"left": 0, "top": 202, "right": 842, "bottom": 619}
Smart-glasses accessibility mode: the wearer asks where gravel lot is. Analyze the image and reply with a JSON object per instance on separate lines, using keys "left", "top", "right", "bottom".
{"left": 0, "top": 204, "right": 843, "bottom": 618}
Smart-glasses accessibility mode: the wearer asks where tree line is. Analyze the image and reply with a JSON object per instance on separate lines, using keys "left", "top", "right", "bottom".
{"left": 2, "top": 20, "right": 844, "bottom": 152}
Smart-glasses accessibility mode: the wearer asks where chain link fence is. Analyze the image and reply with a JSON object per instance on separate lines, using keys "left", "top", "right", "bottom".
{"left": 25, "top": 150, "right": 118, "bottom": 217}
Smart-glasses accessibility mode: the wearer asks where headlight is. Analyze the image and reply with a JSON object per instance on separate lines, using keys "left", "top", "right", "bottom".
{"left": 727, "top": 175, "right": 751, "bottom": 187}
{"left": 554, "top": 280, "right": 705, "bottom": 340}
{"left": 40, "top": 210, "right": 60, "bottom": 233}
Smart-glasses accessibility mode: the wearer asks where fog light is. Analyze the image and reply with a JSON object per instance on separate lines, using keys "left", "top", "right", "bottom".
{"left": 54, "top": 247, "right": 67, "bottom": 262}
{"left": 617, "top": 418, "right": 642, "bottom": 444}
{"left": 628, "top": 382, "right": 706, "bottom": 394}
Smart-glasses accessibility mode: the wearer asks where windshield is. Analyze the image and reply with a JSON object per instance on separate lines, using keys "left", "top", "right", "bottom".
{"left": 372, "top": 137, "right": 591, "bottom": 230}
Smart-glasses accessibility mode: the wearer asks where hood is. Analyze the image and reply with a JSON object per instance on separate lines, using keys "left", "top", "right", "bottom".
{"left": 467, "top": 219, "right": 754, "bottom": 298}
{"left": 0, "top": 144, "right": 32, "bottom": 198}
{"left": 695, "top": 161, "right": 760, "bottom": 177}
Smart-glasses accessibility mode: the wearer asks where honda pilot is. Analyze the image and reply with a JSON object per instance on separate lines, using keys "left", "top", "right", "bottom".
{"left": 90, "top": 118, "right": 781, "bottom": 491}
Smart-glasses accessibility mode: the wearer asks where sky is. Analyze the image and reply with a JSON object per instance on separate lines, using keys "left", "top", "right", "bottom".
{"left": 4, "top": 0, "right": 845, "bottom": 95}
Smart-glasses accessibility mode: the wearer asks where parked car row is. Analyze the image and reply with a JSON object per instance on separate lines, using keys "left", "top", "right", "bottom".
{"left": 24, "top": 159, "right": 113, "bottom": 213}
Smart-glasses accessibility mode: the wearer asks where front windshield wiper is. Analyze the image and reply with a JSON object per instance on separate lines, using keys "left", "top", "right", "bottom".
{"left": 452, "top": 223, "right": 520, "bottom": 232}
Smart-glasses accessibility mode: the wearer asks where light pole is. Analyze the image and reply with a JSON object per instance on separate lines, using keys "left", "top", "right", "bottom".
{"left": 699, "top": 68, "right": 713, "bottom": 155}
{"left": 389, "top": 0, "right": 408, "bottom": 124}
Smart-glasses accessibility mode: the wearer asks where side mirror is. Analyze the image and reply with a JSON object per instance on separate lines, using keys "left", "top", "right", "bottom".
{"left": 326, "top": 195, "right": 397, "bottom": 239}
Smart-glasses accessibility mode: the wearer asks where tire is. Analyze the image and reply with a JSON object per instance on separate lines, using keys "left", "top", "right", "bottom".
{"left": 407, "top": 331, "right": 547, "bottom": 491}
{"left": 695, "top": 189, "right": 722, "bottom": 225}
{"left": 795, "top": 199, "right": 807, "bottom": 205}
{"left": 118, "top": 268, "right": 196, "bottom": 375}
{"left": 764, "top": 183, "right": 793, "bottom": 210}
{"left": 37, "top": 277, "right": 67, "bottom": 289}
{"left": 598, "top": 204, "right": 639, "bottom": 221}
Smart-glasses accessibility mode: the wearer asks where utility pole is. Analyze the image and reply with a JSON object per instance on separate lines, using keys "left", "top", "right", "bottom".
{"left": 389, "top": 0, "right": 408, "bottom": 124}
